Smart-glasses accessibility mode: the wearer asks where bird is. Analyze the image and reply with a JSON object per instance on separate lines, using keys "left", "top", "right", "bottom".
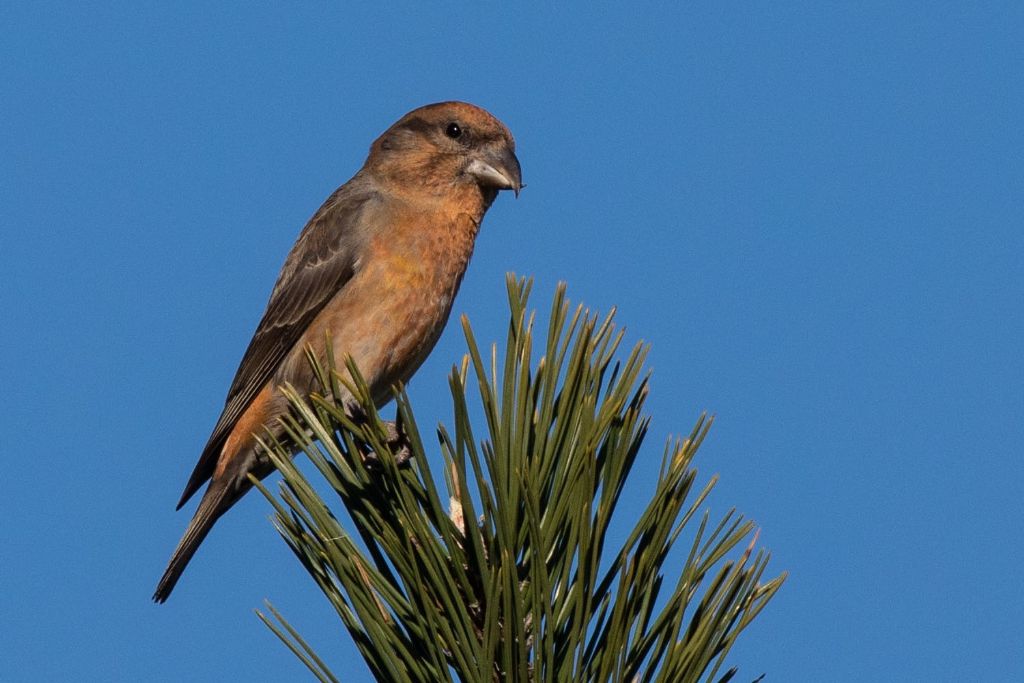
{"left": 154, "top": 101, "right": 522, "bottom": 602}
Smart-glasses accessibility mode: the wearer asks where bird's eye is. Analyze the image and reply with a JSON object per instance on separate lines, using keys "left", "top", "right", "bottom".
{"left": 445, "top": 122, "right": 462, "bottom": 139}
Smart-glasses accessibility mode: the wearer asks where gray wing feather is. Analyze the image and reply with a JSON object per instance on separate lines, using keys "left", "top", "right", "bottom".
{"left": 176, "top": 182, "right": 379, "bottom": 508}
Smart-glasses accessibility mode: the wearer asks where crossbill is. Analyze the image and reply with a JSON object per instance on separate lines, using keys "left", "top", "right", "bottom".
{"left": 154, "top": 102, "right": 522, "bottom": 602}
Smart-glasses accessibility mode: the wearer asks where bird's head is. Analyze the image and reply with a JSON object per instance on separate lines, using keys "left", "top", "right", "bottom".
{"left": 366, "top": 101, "right": 522, "bottom": 205}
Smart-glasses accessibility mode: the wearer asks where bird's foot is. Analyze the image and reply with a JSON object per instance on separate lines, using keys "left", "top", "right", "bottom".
{"left": 346, "top": 404, "right": 412, "bottom": 467}
{"left": 381, "top": 419, "right": 413, "bottom": 465}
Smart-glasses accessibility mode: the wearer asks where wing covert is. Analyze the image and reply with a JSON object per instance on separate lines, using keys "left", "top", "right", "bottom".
{"left": 176, "top": 183, "right": 380, "bottom": 508}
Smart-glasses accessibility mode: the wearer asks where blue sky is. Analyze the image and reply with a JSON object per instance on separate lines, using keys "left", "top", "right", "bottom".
{"left": 2, "top": 3, "right": 1022, "bottom": 681}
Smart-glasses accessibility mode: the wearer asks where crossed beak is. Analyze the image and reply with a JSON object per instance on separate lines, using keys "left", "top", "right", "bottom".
{"left": 467, "top": 144, "right": 523, "bottom": 197}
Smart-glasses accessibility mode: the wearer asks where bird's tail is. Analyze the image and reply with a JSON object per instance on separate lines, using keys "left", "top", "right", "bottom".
{"left": 153, "top": 480, "right": 235, "bottom": 603}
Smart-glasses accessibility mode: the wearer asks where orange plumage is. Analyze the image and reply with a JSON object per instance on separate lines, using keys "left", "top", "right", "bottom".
{"left": 154, "top": 102, "right": 521, "bottom": 602}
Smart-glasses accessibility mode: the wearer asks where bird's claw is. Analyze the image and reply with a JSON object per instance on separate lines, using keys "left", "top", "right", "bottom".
{"left": 346, "top": 403, "right": 412, "bottom": 467}
{"left": 381, "top": 419, "right": 413, "bottom": 466}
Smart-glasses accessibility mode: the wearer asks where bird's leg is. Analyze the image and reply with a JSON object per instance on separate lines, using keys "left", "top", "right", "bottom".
{"left": 381, "top": 412, "right": 412, "bottom": 466}
{"left": 344, "top": 402, "right": 412, "bottom": 467}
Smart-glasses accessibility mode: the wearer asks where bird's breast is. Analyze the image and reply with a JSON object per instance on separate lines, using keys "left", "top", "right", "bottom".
{"left": 299, "top": 207, "right": 482, "bottom": 404}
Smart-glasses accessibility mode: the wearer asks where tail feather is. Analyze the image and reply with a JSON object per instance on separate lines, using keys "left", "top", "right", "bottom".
{"left": 153, "top": 481, "right": 234, "bottom": 603}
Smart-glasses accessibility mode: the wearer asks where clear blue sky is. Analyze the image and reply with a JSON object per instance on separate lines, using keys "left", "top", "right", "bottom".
{"left": 2, "top": 3, "right": 1021, "bottom": 681}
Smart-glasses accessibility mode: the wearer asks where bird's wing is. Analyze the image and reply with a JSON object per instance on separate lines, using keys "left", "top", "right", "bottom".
{"left": 176, "top": 183, "right": 380, "bottom": 508}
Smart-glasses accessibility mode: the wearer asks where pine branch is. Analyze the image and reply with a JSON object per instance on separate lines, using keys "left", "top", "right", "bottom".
{"left": 254, "top": 274, "right": 786, "bottom": 682}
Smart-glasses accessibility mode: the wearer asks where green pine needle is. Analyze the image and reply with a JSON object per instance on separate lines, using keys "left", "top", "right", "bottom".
{"left": 254, "top": 274, "right": 786, "bottom": 682}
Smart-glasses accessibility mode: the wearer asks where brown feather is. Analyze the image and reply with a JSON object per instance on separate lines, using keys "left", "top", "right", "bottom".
{"left": 157, "top": 102, "right": 522, "bottom": 601}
